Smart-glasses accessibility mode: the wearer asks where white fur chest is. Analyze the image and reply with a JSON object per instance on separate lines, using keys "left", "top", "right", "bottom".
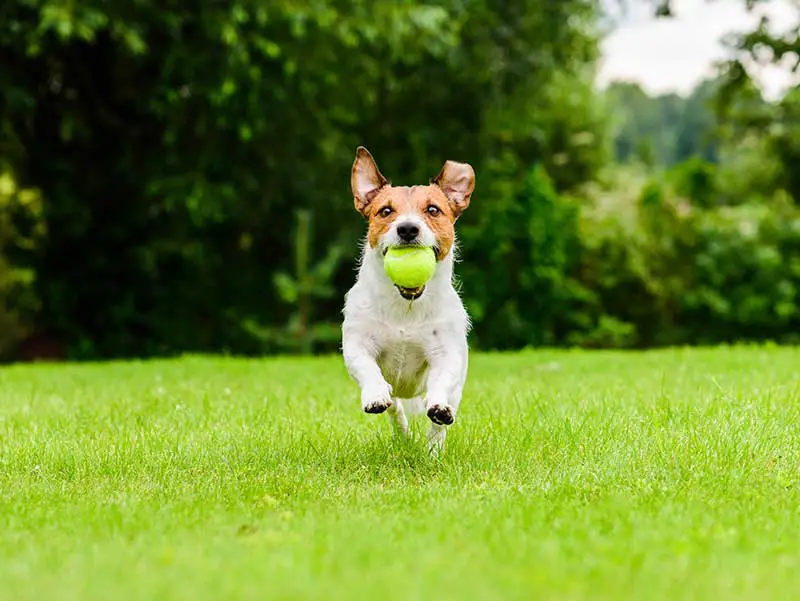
{"left": 342, "top": 247, "right": 469, "bottom": 399}
{"left": 375, "top": 327, "right": 429, "bottom": 398}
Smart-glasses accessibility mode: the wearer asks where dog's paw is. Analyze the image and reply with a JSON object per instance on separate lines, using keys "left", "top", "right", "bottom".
{"left": 426, "top": 403, "right": 455, "bottom": 426}
{"left": 361, "top": 384, "right": 393, "bottom": 415}
{"left": 364, "top": 398, "right": 392, "bottom": 414}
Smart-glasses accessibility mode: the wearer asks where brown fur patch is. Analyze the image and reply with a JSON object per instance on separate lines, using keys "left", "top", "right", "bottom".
{"left": 366, "top": 185, "right": 456, "bottom": 260}
{"left": 352, "top": 146, "right": 474, "bottom": 261}
{"left": 419, "top": 186, "right": 456, "bottom": 260}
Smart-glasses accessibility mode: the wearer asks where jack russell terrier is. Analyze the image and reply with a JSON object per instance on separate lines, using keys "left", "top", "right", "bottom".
{"left": 341, "top": 146, "right": 475, "bottom": 452}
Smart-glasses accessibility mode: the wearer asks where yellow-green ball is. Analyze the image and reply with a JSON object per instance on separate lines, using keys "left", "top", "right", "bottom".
{"left": 383, "top": 246, "right": 436, "bottom": 289}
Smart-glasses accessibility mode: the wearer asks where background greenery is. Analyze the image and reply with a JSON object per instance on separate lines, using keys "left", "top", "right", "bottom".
{"left": 1, "top": 0, "right": 798, "bottom": 360}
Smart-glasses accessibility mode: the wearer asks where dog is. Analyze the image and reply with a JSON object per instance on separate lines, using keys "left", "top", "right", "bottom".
{"left": 341, "top": 146, "right": 475, "bottom": 452}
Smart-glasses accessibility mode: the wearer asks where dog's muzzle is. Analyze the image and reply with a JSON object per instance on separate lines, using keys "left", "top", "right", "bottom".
{"left": 381, "top": 245, "right": 427, "bottom": 301}
{"left": 396, "top": 285, "right": 425, "bottom": 301}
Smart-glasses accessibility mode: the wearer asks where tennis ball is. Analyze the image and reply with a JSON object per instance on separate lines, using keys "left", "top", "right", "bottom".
{"left": 383, "top": 246, "right": 436, "bottom": 289}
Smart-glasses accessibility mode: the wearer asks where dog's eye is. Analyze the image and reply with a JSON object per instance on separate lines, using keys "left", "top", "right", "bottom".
{"left": 378, "top": 207, "right": 393, "bottom": 218}
{"left": 426, "top": 205, "right": 441, "bottom": 217}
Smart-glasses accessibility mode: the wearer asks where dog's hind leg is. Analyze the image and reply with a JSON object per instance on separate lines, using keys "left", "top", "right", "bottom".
{"left": 387, "top": 399, "right": 409, "bottom": 437}
{"left": 427, "top": 384, "right": 462, "bottom": 454}
{"left": 427, "top": 424, "right": 447, "bottom": 454}
{"left": 424, "top": 337, "right": 468, "bottom": 454}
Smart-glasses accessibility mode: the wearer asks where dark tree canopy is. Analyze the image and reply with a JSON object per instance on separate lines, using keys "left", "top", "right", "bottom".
{"left": 0, "top": 0, "right": 798, "bottom": 359}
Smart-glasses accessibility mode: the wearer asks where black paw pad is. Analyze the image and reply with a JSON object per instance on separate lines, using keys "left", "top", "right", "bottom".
{"left": 364, "top": 401, "right": 391, "bottom": 414}
{"left": 427, "top": 404, "right": 454, "bottom": 425}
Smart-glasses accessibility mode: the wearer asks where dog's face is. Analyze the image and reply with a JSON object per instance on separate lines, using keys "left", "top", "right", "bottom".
{"left": 350, "top": 146, "right": 475, "bottom": 262}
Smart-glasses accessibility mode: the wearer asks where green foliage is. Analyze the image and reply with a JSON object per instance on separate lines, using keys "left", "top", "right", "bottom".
{"left": 460, "top": 161, "right": 586, "bottom": 349}
{"left": 685, "top": 199, "right": 800, "bottom": 344}
{"left": 667, "top": 157, "right": 718, "bottom": 208}
{"left": 0, "top": 0, "right": 798, "bottom": 358}
{"left": 770, "top": 89, "right": 800, "bottom": 203}
{"left": 0, "top": 0, "right": 607, "bottom": 359}
{"left": 606, "top": 79, "right": 719, "bottom": 167}
{"left": 711, "top": 2, "right": 800, "bottom": 201}
{"left": 0, "top": 171, "right": 45, "bottom": 357}
{"left": 246, "top": 210, "right": 344, "bottom": 354}
{"left": 575, "top": 172, "right": 800, "bottom": 347}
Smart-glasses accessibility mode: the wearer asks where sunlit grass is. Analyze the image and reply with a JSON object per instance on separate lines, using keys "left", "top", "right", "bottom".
{"left": 1, "top": 346, "right": 799, "bottom": 600}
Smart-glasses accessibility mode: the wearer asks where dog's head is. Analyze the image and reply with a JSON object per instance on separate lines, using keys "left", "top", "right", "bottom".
{"left": 350, "top": 146, "right": 474, "bottom": 297}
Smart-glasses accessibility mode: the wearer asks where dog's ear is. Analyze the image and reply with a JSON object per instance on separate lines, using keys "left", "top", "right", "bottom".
{"left": 351, "top": 146, "right": 389, "bottom": 217}
{"left": 432, "top": 160, "right": 475, "bottom": 218}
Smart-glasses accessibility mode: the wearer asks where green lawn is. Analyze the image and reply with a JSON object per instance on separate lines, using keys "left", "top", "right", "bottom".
{"left": 1, "top": 346, "right": 799, "bottom": 600}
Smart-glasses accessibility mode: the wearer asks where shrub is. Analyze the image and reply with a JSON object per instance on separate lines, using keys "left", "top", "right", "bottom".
{"left": 575, "top": 170, "right": 800, "bottom": 348}
{"left": 683, "top": 196, "right": 800, "bottom": 344}
{"left": 668, "top": 157, "right": 718, "bottom": 208}
{"left": 0, "top": 171, "right": 45, "bottom": 359}
{"left": 460, "top": 160, "right": 589, "bottom": 349}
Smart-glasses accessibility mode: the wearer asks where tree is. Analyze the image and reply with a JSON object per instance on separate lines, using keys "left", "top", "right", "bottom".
{"left": 0, "top": 0, "right": 607, "bottom": 358}
{"left": 605, "top": 79, "right": 720, "bottom": 167}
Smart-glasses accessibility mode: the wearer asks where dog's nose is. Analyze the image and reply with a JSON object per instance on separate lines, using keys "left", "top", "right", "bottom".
{"left": 397, "top": 223, "right": 420, "bottom": 242}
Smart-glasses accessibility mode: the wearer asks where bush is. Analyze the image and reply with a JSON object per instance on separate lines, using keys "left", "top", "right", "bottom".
{"left": 668, "top": 157, "right": 718, "bottom": 208}
{"left": 0, "top": 0, "right": 607, "bottom": 359}
{"left": 0, "top": 171, "right": 45, "bottom": 359}
{"left": 575, "top": 171, "right": 800, "bottom": 348}
{"left": 683, "top": 196, "right": 800, "bottom": 343}
{"left": 460, "top": 160, "right": 589, "bottom": 349}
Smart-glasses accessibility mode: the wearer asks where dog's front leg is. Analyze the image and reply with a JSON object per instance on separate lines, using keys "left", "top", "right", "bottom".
{"left": 424, "top": 338, "right": 468, "bottom": 452}
{"left": 342, "top": 331, "right": 392, "bottom": 414}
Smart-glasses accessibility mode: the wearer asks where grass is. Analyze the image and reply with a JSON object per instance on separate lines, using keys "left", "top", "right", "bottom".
{"left": 1, "top": 346, "right": 799, "bottom": 600}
